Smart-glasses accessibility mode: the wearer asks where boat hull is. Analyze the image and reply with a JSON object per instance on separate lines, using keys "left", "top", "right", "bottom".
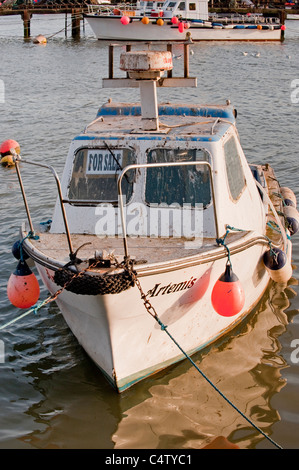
{"left": 85, "top": 15, "right": 282, "bottom": 41}
{"left": 35, "top": 239, "right": 270, "bottom": 392}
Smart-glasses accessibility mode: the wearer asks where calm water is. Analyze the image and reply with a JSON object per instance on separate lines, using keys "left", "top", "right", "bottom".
{"left": 0, "top": 14, "right": 299, "bottom": 450}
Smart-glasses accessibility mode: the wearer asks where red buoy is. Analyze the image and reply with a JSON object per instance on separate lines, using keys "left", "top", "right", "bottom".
{"left": 178, "top": 22, "right": 185, "bottom": 33}
{"left": 211, "top": 263, "right": 245, "bottom": 317}
{"left": 171, "top": 16, "right": 179, "bottom": 24}
{"left": 120, "top": 15, "right": 130, "bottom": 25}
{"left": 7, "top": 260, "right": 40, "bottom": 309}
{"left": 0, "top": 139, "right": 20, "bottom": 156}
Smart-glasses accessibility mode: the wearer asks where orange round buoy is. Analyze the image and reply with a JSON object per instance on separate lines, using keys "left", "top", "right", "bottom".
{"left": 257, "top": 24, "right": 262, "bottom": 30}
{"left": 7, "top": 260, "right": 40, "bottom": 309}
{"left": 211, "top": 263, "right": 245, "bottom": 317}
{"left": 0, "top": 139, "right": 20, "bottom": 166}
{"left": 157, "top": 18, "right": 164, "bottom": 25}
{"left": 0, "top": 139, "right": 20, "bottom": 156}
{"left": 142, "top": 16, "right": 150, "bottom": 24}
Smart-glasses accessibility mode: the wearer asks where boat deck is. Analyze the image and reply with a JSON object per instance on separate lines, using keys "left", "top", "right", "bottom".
{"left": 23, "top": 228, "right": 258, "bottom": 276}
{"left": 21, "top": 163, "right": 284, "bottom": 274}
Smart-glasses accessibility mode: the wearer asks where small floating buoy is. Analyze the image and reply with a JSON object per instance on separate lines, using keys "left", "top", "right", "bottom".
{"left": 7, "top": 260, "right": 40, "bottom": 309}
{"left": 283, "top": 205, "right": 299, "bottom": 235}
{"left": 32, "top": 34, "right": 47, "bottom": 45}
{"left": 280, "top": 187, "right": 297, "bottom": 207}
{"left": 263, "top": 247, "right": 292, "bottom": 283}
{"left": 156, "top": 18, "right": 164, "bottom": 26}
{"left": 141, "top": 16, "right": 150, "bottom": 24}
{"left": 120, "top": 15, "right": 130, "bottom": 25}
{"left": 211, "top": 263, "right": 245, "bottom": 317}
{"left": 0, "top": 139, "right": 20, "bottom": 167}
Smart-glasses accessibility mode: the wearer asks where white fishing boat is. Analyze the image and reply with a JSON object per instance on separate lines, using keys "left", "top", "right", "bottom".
{"left": 4, "top": 42, "right": 298, "bottom": 393}
{"left": 84, "top": 0, "right": 284, "bottom": 42}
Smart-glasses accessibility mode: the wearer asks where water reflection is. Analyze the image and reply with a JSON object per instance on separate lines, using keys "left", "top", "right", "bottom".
{"left": 111, "top": 280, "right": 298, "bottom": 449}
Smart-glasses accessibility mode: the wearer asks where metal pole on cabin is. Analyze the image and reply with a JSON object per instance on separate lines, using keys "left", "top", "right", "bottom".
{"left": 184, "top": 43, "right": 189, "bottom": 78}
{"left": 108, "top": 45, "right": 114, "bottom": 79}
{"left": 125, "top": 44, "right": 132, "bottom": 78}
{"left": 167, "top": 43, "right": 173, "bottom": 78}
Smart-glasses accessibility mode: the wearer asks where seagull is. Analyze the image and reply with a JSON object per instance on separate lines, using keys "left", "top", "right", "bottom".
{"left": 173, "top": 54, "right": 183, "bottom": 60}
{"left": 242, "top": 51, "right": 248, "bottom": 56}
{"left": 190, "top": 49, "right": 194, "bottom": 55}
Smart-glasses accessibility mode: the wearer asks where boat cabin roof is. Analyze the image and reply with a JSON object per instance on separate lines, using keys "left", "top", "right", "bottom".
{"left": 79, "top": 102, "right": 236, "bottom": 143}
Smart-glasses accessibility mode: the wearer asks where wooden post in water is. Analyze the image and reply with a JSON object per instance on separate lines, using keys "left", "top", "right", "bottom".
{"left": 21, "top": 9, "right": 31, "bottom": 39}
{"left": 65, "top": 12, "right": 68, "bottom": 38}
{"left": 280, "top": 9, "right": 286, "bottom": 42}
{"left": 71, "top": 9, "right": 81, "bottom": 40}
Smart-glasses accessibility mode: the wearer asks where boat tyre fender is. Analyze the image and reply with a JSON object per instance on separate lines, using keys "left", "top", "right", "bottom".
{"left": 53, "top": 265, "right": 136, "bottom": 295}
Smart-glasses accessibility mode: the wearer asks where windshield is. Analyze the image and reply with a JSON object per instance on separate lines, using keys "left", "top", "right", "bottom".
{"left": 145, "top": 148, "right": 211, "bottom": 208}
{"left": 68, "top": 147, "right": 135, "bottom": 203}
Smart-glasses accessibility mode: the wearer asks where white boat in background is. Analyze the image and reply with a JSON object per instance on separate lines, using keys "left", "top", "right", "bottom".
{"left": 3, "top": 42, "right": 298, "bottom": 392}
{"left": 84, "top": 0, "right": 284, "bottom": 42}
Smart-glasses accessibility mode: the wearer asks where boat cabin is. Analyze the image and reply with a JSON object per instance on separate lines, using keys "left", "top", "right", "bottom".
{"left": 162, "top": 0, "right": 209, "bottom": 20}
{"left": 50, "top": 46, "right": 266, "bottom": 256}
{"left": 136, "top": 0, "right": 209, "bottom": 20}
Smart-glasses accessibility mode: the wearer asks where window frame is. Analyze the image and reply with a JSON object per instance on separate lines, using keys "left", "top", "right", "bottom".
{"left": 66, "top": 145, "right": 136, "bottom": 206}
{"left": 144, "top": 146, "right": 213, "bottom": 209}
{"left": 223, "top": 135, "right": 246, "bottom": 202}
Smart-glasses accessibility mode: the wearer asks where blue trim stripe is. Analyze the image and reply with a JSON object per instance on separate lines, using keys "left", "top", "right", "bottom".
{"left": 73, "top": 133, "right": 224, "bottom": 142}
{"left": 96, "top": 104, "right": 235, "bottom": 121}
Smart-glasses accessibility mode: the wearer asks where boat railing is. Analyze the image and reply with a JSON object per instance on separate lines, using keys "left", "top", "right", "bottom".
{"left": 11, "top": 153, "right": 219, "bottom": 264}
{"left": 87, "top": 3, "right": 139, "bottom": 16}
{"left": 11, "top": 153, "right": 75, "bottom": 260}
{"left": 117, "top": 161, "right": 219, "bottom": 259}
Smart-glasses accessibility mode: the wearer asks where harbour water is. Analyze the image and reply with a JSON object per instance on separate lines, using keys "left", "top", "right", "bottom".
{"left": 0, "top": 14, "right": 299, "bottom": 450}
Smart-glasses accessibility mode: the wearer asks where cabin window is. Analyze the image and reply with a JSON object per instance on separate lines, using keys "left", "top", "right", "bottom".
{"left": 166, "top": 2, "right": 177, "bottom": 9}
{"left": 189, "top": 2, "right": 196, "bottom": 10}
{"left": 67, "top": 147, "right": 135, "bottom": 203}
{"left": 224, "top": 137, "right": 246, "bottom": 200}
{"left": 178, "top": 1, "right": 185, "bottom": 9}
{"left": 145, "top": 148, "right": 211, "bottom": 208}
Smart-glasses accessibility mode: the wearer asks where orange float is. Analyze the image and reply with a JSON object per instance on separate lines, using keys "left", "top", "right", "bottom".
{"left": 7, "top": 260, "right": 40, "bottom": 309}
{"left": 211, "top": 263, "right": 245, "bottom": 317}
